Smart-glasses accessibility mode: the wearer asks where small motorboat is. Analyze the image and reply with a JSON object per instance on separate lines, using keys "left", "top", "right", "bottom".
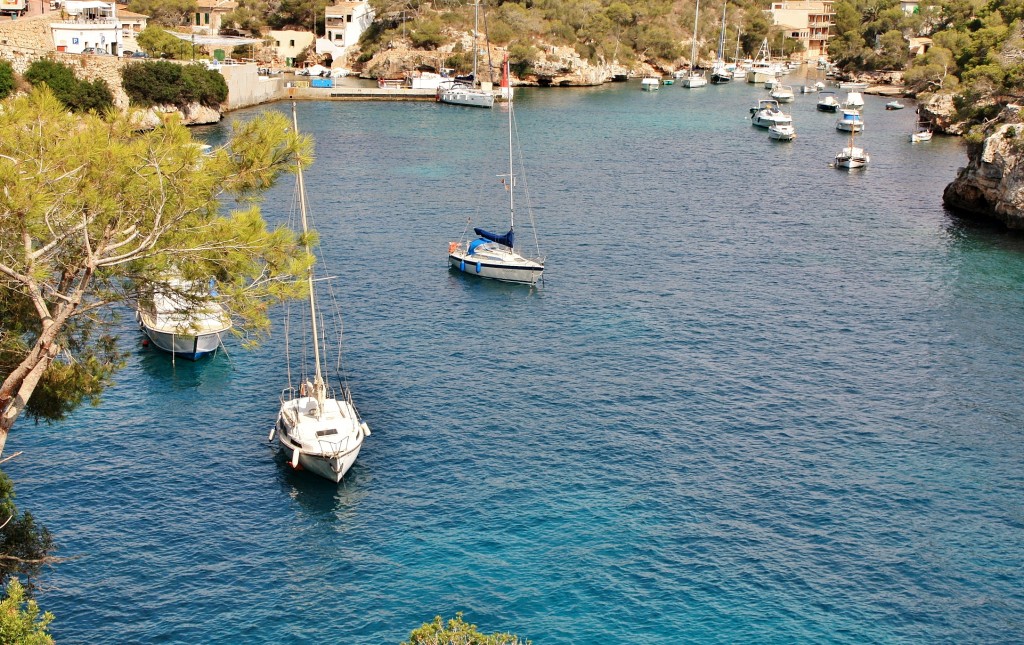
{"left": 817, "top": 91, "right": 840, "bottom": 112}
{"left": 640, "top": 77, "right": 661, "bottom": 91}
{"left": 886, "top": 100, "right": 905, "bottom": 110}
{"left": 768, "top": 123, "right": 797, "bottom": 141}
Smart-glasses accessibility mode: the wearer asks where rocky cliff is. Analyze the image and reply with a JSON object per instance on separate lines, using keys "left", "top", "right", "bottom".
{"left": 943, "top": 104, "right": 1024, "bottom": 229}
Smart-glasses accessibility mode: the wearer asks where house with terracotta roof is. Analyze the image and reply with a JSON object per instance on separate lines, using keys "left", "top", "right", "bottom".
{"left": 115, "top": 4, "right": 147, "bottom": 53}
{"left": 193, "top": 0, "right": 236, "bottom": 35}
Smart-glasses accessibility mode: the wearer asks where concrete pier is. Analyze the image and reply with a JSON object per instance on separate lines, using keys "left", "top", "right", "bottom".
{"left": 285, "top": 84, "right": 438, "bottom": 102}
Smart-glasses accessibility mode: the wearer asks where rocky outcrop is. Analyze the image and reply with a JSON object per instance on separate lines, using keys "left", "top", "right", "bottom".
{"left": 918, "top": 91, "right": 970, "bottom": 135}
{"left": 943, "top": 104, "right": 1024, "bottom": 229}
{"left": 132, "top": 102, "right": 223, "bottom": 129}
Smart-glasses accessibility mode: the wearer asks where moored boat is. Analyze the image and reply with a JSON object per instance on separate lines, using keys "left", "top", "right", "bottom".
{"left": 836, "top": 108, "right": 864, "bottom": 132}
{"left": 768, "top": 123, "right": 797, "bottom": 141}
{"left": 750, "top": 98, "right": 792, "bottom": 129}
{"left": 886, "top": 100, "right": 905, "bottom": 110}
{"left": 817, "top": 91, "right": 840, "bottom": 112}
{"left": 136, "top": 278, "right": 231, "bottom": 361}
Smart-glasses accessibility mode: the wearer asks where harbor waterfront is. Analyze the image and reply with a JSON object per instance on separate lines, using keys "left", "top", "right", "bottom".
{"left": 6, "top": 82, "right": 1024, "bottom": 642}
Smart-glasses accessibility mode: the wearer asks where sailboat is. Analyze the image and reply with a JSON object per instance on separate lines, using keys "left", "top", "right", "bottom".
{"left": 746, "top": 37, "right": 781, "bottom": 84}
{"left": 835, "top": 127, "right": 869, "bottom": 169}
{"left": 710, "top": 4, "right": 731, "bottom": 84}
{"left": 448, "top": 61, "right": 544, "bottom": 285}
{"left": 271, "top": 103, "right": 370, "bottom": 483}
{"left": 910, "top": 117, "right": 933, "bottom": 142}
{"left": 681, "top": 0, "right": 707, "bottom": 88}
{"left": 438, "top": 0, "right": 494, "bottom": 108}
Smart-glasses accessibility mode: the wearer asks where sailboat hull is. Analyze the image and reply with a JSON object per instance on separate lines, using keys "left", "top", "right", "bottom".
{"left": 449, "top": 248, "right": 543, "bottom": 285}
{"left": 276, "top": 396, "right": 366, "bottom": 483}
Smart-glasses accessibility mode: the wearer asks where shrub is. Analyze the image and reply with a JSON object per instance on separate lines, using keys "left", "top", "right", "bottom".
{"left": 0, "top": 61, "right": 14, "bottom": 100}
{"left": 403, "top": 613, "right": 529, "bottom": 645}
{"left": 24, "top": 59, "right": 113, "bottom": 113}
{"left": 122, "top": 61, "right": 227, "bottom": 108}
{"left": 0, "top": 579, "right": 54, "bottom": 645}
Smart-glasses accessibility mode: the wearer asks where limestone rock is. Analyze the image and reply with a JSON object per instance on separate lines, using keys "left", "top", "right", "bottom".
{"left": 943, "top": 104, "right": 1024, "bottom": 229}
{"left": 134, "top": 103, "right": 222, "bottom": 130}
{"left": 919, "top": 92, "right": 968, "bottom": 135}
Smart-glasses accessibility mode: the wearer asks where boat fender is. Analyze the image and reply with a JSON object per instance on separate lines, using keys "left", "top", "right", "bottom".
{"left": 268, "top": 422, "right": 277, "bottom": 441}
{"left": 360, "top": 421, "right": 371, "bottom": 437}
{"left": 476, "top": 262, "right": 482, "bottom": 273}
{"left": 291, "top": 448, "right": 301, "bottom": 469}
{"left": 448, "top": 242, "right": 458, "bottom": 255}
{"left": 460, "top": 260, "right": 466, "bottom": 271}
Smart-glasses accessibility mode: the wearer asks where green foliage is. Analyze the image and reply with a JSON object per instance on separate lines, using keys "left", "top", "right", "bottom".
{"left": 0, "top": 61, "right": 14, "bottom": 100}
{"left": 0, "top": 87, "right": 314, "bottom": 436}
{"left": 0, "top": 579, "right": 53, "bottom": 645}
{"left": 0, "top": 472, "right": 53, "bottom": 591}
{"left": 403, "top": 613, "right": 529, "bottom": 645}
{"left": 269, "top": 0, "right": 331, "bottom": 33}
{"left": 122, "top": 61, "right": 227, "bottom": 108}
{"left": 136, "top": 25, "right": 193, "bottom": 60}
{"left": 23, "top": 59, "right": 113, "bottom": 113}
{"left": 127, "top": 0, "right": 196, "bottom": 27}
{"left": 408, "top": 16, "right": 445, "bottom": 49}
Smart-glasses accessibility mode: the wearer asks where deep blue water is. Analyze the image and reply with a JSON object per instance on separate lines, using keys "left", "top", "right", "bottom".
{"left": 6, "top": 80, "right": 1024, "bottom": 643}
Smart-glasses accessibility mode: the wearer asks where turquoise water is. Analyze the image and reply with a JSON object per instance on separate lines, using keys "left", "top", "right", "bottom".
{"left": 6, "top": 81, "right": 1024, "bottom": 642}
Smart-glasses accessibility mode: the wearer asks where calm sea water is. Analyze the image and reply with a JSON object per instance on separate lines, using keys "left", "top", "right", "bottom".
{"left": 6, "top": 79, "right": 1024, "bottom": 643}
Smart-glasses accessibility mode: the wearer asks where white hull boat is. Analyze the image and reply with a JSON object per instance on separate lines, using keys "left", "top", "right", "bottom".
{"left": 910, "top": 130, "right": 933, "bottom": 143}
{"left": 681, "top": 74, "right": 707, "bottom": 88}
{"left": 750, "top": 99, "right": 792, "bottom": 129}
{"left": 438, "top": 84, "right": 495, "bottom": 107}
{"left": 768, "top": 123, "right": 796, "bottom": 141}
{"left": 271, "top": 104, "right": 369, "bottom": 483}
{"left": 640, "top": 77, "right": 661, "bottom": 91}
{"left": 836, "top": 108, "right": 864, "bottom": 132}
{"left": 817, "top": 92, "right": 840, "bottom": 112}
{"left": 844, "top": 91, "right": 864, "bottom": 109}
{"left": 449, "top": 61, "right": 544, "bottom": 286}
{"left": 835, "top": 146, "right": 869, "bottom": 168}
{"left": 681, "top": 0, "right": 706, "bottom": 89}
{"left": 770, "top": 84, "right": 795, "bottom": 102}
{"left": 136, "top": 280, "right": 230, "bottom": 361}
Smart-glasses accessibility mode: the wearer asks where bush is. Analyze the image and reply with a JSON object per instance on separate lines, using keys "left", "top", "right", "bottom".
{"left": 0, "top": 61, "right": 14, "bottom": 100}
{"left": 403, "top": 613, "right": 529, "bottom": 645}
{"left": 122, "top": 61, "right": 227, "bottom": 108}
{"left": 24, "top": 59, "right": 113, "bottom": 113}
{"left": 0, "top": 579, "right": 54, "bottom": 645}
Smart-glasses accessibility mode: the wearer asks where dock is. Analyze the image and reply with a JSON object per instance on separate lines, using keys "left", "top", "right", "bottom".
{"left": 286, "top": 84, "right": 438, "bottom": 102}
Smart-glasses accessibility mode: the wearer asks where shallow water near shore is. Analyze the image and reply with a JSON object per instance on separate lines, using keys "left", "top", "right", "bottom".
{"left": 6, "top": 80, "right": 1024, "bottom": 642}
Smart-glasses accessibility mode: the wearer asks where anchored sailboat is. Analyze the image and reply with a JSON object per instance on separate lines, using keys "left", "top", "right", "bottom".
{"left": 270, "top": 103, "right": 370, "bottom": 483}
{"left": 448, "top": 60, "right": 543, "bottom": 285}
{"left": 681, "top": 0, "right": 707, "bottom": 88}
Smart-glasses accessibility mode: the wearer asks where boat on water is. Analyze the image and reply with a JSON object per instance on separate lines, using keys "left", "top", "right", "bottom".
{"left": 746, "top": 37, "right": 784, "bottom": 83}
{"left": 835, "top": 128, "right": 869, "bottom": 169}
{"left": 768, "top": 123, "right": 797, "bottom": 141}
{"left": 838, "top": 81, "right": 869, "bottom": 90}
{"left": 817, "top": 91, "right": 840, "bottom": 112}
{"left": 438, "top": 1, "right": 494, "bottom": 108}
{"left": 681, "top": 0, "right": 708, "bottom": 88}
{"left": 836, "top": 108, "right": 864, "bottom": 132}
{"left": 709, "top": 4, "right": 731, "bottom": 84}
{"left": 136, "top": 278, "right": 231, "bottom": 361}
{"left": 844, "top": 91, "right": 865, "bottom": 109}
{"left": 449, "top": 73, "right": 544, "bottom": 285}
{"left": 911, "top": 119, "right": 933, "bottom": 142}
{"left": 770, "top": 84, "right": 795, "bottom": 102}
{"left": 641, "top": 77, "right": 661, "bottom": 91}
{"left": 886, "top": 100, "right": 905, "bottom": 110}
{"left": 272, "top": 103, "right": 371, "bottom": 483}
{"left": 750, "top": 98, "right": 792, "bottom": 129}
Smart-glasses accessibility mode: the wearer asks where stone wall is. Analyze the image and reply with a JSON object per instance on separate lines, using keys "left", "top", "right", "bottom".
{"left": 220, "top": 63, "right": 284, "bottom": 111}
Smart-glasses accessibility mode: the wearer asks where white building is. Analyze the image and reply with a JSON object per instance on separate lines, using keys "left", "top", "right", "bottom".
{"left": 115, "top": 4, "right": 148, "bottom": 54}
{"left": 325, "top": 0, "right": 373, "bottom": 51}
{"left": 269, "top": 30, "right": 315, "bottom": 68}
{"left": 51, "top": 1, "right": 122, "bottom": 55}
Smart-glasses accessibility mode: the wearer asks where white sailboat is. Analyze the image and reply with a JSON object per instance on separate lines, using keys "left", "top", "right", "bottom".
{"left": 710, "top": 5, "right": 731, "bottom": 84}
{"left": 835, "top": 127, "right": 869, "bottom": 169}
{"left": 681, "top": 0, "right": 707, "bottom": 88}
{"left": 448, "top": 66, "right": 544, "bottom": 285}
{"left": 438, "top": 0, "right": 494, "bottom": 108}
{"left": 271, "top": 103, "right": 370, "bottom": 483}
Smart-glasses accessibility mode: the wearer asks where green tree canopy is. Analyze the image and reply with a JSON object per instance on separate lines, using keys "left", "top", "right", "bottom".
{"left": 403, "top": 613, "right": 529, "bottom": 645}
{"left": 0, "top": 88, "right": 314, "bottom": 454}
{"left": 137, "top": 25, "right": 194, "bottom": 60}
{"left": 0, "top": 61, "right": 14, "bottom": 101}
{"left": 121, "top": 61, "right": 228, "bottom": 108}
{"left": 0, "top": 579, "right": 53, "bottom": 645}
{"left": 23, "top": 60, "right": 114, "bottom": 113}
{"left": 127, "top": 0, "right": 197, "bottom": 27}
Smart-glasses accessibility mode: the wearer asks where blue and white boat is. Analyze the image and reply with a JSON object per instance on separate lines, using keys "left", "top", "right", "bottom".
{"left": 836, "top": 108, "right": 864, "bottom": 132}
{"left": 136, "top": 279, "right": 231, "bottom": 360}
{"left": 449, "top": 80, "right": 544, "bottom": 285}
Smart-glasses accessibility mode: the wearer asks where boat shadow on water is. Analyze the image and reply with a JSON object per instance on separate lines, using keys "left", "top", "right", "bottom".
{"left": 136, "top": 339, "right": 233, "bottom": 388}
{"left": 446, "top": 266, "right": 545, "bottom": 295}
{"left": 272, "top": 448, "right": 372, "bottom": 518}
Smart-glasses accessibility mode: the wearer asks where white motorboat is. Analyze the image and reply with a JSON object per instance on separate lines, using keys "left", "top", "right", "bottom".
{"left": 911, "top": 119, "right": 933, "bottom": 142}
{"left": 836, "top": 129, "right": 869, "bottom": 168}
{"left": 136, "top": 278, "right": 231, "bottom": 361}
{"left": 681, "top": 0, "right": 707, "bottom": 89}
{"left": 271, "top": 103, "right": 370, "bottom": 483}
{"left": 746, "top": 37, "right": 783, "bottom": 83}
{"left": 449, "top": 65, "right": 544, "bottom": 285}
{"left": 641, "top": 77, "right": 661, "bottom": 91}
{"left": 844, "top": 91, "right": 865, "bottom": 109}
{"left": 817, "top": 91, "right": 840, "bottom": 112}
{"left": 750, "top": 98, "right": 792, "bottom": 129}
{"left": 838, "top": 81, "right": 869, "bottom": 90}
{"left": 770, "top": 84, "right": 795, "bottom": 102}
{"left": 836, "top": 108, "right": 864, "bottom": 132}
{"left": 768, "top": 123, "right": 797, "bottom": 141}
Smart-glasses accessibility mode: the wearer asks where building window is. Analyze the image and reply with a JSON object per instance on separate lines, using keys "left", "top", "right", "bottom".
{"left": 346, "top": 14, "right": 351, "bottom": 22}
{"left": 290, "top": 39, "right": 295, "bottom": 47}
{"left": 195, "top": 12, "right": 201, "bottom": 25}
{"left": 204, "top": 12, "right": 210, "bottom": 25}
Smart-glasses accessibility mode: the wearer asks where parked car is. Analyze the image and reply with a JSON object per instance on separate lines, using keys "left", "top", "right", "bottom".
{"left": 130, "top": 51, "right": 149, "bottom": 58}
{"left": 80, "top": 47, "right": 97, "bottom": 54}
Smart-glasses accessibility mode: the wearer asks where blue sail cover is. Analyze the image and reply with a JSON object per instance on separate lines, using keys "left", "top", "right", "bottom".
{"left": 474, "top": 227, "right": 515, "bottom": 249}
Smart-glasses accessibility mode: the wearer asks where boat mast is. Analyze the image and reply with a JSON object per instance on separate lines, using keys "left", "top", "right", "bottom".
{"left": 717, "top": 4, "right": 726, "bottom": 62}
{"left": 291, "top": 103, "right": 324, "bottom": 392}
{"left": 472, "top": 0, "right": 479, "bottom": 88}
{"left": 691, "top": 0, "right": 700, "bottom": 71}
{"left": 507, "top": 97, "right": 515, "bottom": 235}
